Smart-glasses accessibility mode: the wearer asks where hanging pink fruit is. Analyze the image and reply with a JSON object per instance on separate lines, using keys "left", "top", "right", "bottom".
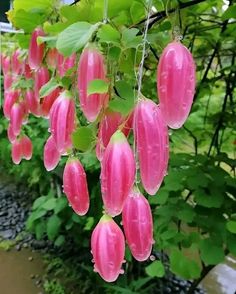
{"left": 41, "top": 87, "right": 60, "bottom": 118}
{"left": 3, "top": 90, "right": 20, "bottom": 119}
{"left": 43, "top": 136, "right": 61, "bottom": 171}
{"left": 49, "top": 90, "right": 75, "bottom": 153}
{"left": 58, "top": 53, "right": 76, "bottom": 77}
{"left": 134, "top": 99, "right": 169, "bottom": 195}
{"left": 77, "top": 47, "right": 108, "bottom": 122}
{"left": 101, "top": 130, "right": 135, "bottom": 217}
{"left": 157, "top": 41, "right": 196, "bottom": 129}
{"left": 11, "top": 139, "right": 22, "bottom": 164}
{"left": 21, "top": 135, "right": 33, "bottom": 160}
{"left": 24, "top": 63, "right": 33, "bottom": 79}
{"left": 10, "top": 103, "right": 24, "bottom": 136}
{"left": 4, "top": 74, "right": 14, "bottom": 91}
{"left": 1, "top": 55, "right": 11, "bottom": 75}
{"left": 63, "top": 158, "right": 90, "bottom": 215}
{"left": 25, "top": 89, "right": 41, "bottom": 116}
{"left": 91, "top": 215, "right": 125, "bottom": 282}
{"left": 12, "top": 49, "right": 23, "bottom": 75}
{"left": 7, "top": 124, "right": 16, "bottom": 143}
{"left": 46, "top": 48, "right": 58, "bottom": 70}
{"left": 35, "top": 66, "right": 50, "bottom": 99}
{"left": 122, "top": 189, "right": 153, "bottom": 261}
{"left": 28, "top": 27, "right": 45, "bottom": 70}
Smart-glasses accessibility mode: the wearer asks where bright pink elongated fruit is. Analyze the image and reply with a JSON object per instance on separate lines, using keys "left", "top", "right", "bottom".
{"left": 46, "top": 48, "right": 58, "bottom": 70}
{"left": 63, "top": 158, "right": 90, "bottom": 215}
{"left": 35, "top": 66, "right": 50, "bottom": 99}
{"left": 24, "top": 63, "right": 33, "bottom": 79}
{"left": 11, "top": 49, "right": 23, "bottom": 75}
{"left": 77, "top": 47, "right": 108, "bottom": 122}
{"left": 7, "top": 124, "right": 16, "bottom": 143}
{"left": 21, "top": 135, "right": 33, "bottom": 160}
{"left": 28, "top": 27, "right": 45, "bottom": 70}
{"left": 58, "top": 53, "right": 76, "bottom": 77}
{"left": 41, "top": 87, "right": 60, "bottom": 118}
{"left": 3, "top": 90, "right": 20, "bottom": 119}
{"left": 91, "top": 215, "right": 125, "bottom": 282}
{"left": 122, "top": 189, "right": 153, "bottom": 261}
{"left": 49, "top": 90, "right": 75, "bottom": 153}
{"left": 43, "top": 136, "right": 60, "bottom": 171}
{"left": 11, "top": 139, "right": 22, "bottom": 164}
{"left": 4, "top": 73, "right": 14, "bottom": 91}
{"left": 134, "top": 99, "right": 169, "bottom": 195}
{"left": 1, "top": 55, "right": 11, "bottom": 75}
{"left": 101, "top": 130, "right": 135, "bottom": 216}
{"left": 10, "top": 103, "right": 24, "bottom": 136}
{"left": 25, "top": 89, "right": 41, "bottom": 116}
{"left": 157, "top": 41, "right": 196, "bottom": 129}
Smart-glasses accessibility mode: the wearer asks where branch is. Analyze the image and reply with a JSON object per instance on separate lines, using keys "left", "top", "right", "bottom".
{"left": 69, "top": 0, "right": 80, "bottom": 6}
{"left": 183, "top": 126, "right": 198, "bottom": 155}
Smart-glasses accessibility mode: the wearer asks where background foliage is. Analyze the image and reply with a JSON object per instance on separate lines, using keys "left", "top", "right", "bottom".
{"left": 1, "top": 0, "right": 236, "bottom": 293}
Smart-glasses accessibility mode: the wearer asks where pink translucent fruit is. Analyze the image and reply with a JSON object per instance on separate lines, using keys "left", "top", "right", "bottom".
{"left": 134, "top": 99, "right": 169, "bottom": 195}
{"left": 49, "top": 90, "right": 75, "bottom": 153}
{"left": 44, "top": 136, "right": 61, "bottom": 171}
{"left": 157, "top": 41, "right": 196, "bottom": 129}
{"left": 12, "top": 49, "right": 23, "bottom": 75}
{"left": 101, "top": 130, "right": 135, "bottom": 217}
{"left": 63, "top": 158, "right": 90, "bottom": 215}
{"left": 11, "top": 135, "right": 33, "bottom": 164}
{"left": 3, "top": 90, "right": 20, "bottom": 119}
{"left": 122, "top": 189, "right": 153, "bottom": 261}
{"left": 46, "top": 48, "right": 58, "bottom": 70}
{"left": 25, "top": 89, "right": 41, "bottom": 116}
{"left": 57, "top": 53, "right": 76, "bottom": 77}
{"left": 41, "top": 87, "right": 61, "bottom": 118}
{"left": 10, "top": 103, "right": 24, "bottom": 136}
{"left": 28, "top": 27, "right": 45, "bottom": 70}
{"left": 77, "top": 48, "right": 108, "bottom": 122}
{"left": 1, "top": 55, "right": 11, "bottom": 75}
{"left": 96, "top": 111, "right": 131, "bottom": 161}
{"left": 35, "top": 66, "right": 50, "bottom": 99}
{"left": 91, "top": 215, "right": 125, "bottom": 282}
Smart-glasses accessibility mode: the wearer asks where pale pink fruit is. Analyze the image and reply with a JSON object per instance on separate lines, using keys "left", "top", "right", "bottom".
{"left": 46, "top": 48, "right": 58, "bottom": 70}
{"left": 35, "top": 66, "right": 50, "bottom": 99}
{"left": 28, "top": 27, "right": 45, "bottom": 70}
{"left": 157, "top": 41, "right": 196, "bottom": 129}
{"left": 25, "top": 89, "right": 41, "bottom": 116}
{"left": 49, "top": 90, "right": 75, "bottom": 153}
{"left": 11, "top": 139, "right": 21, "bottom": 164}
{"left": 21, "top": 135, "right": 33, "bottom": 160}
{"left": 101, "top": 130, "right": 135, "bottom": 216}
{"left": 58, "top": 53, "right": 76, "bottom": 77}
{"left": 24, "top": 63, "right": 33, "bottom": 79}
{"left": 10, "top": 103, "right": 24, "bottom": 136}
{"left": 1, "top": 55, "right": 11, "bottom": 75}
{"left": 122, "top": 189, "right": 153, "bottom": 261}
{"left": 91, "top": 215, "right": 125, "bottom": 282}
{"left": 3, "top": 73, "right": 14, "bottom": 91}
{"left": 12, "top": 49, "right": 23, "bottom": 75}
{"left": 7, "top": 124, "right": 16, "bottom": 143}
{"left": 77, "top": 48, "right": 108, "bottom": 122}
{"left": 63, "top": 158, "right": 90, "bottom": 215}
{"left": 41, "top": 87, "right": 60, "bottom": 118}
{"left": 43, "top": 136, "right": 60, "bottom": 171}
{"left": 134, "top": 99, "right": 169, "bottom": 195}
{"left": 3, "top": 90, "right": 20, "bottom": 119}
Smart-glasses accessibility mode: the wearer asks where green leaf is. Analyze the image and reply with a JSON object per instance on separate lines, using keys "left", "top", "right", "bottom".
{"left": 194, "top": 188, "right": 224, "bottom": 208}
{"left": 170, "top": 248, "right": 201, "bottom": 279}
{"left": 26, "top": 209, "right": 47, "bottom": 230}
{"left": 121, "top": 28, "right": 142, "bottom": 48}
{"left": 200, "top": 239, "right": 225, "bottom": 265}
{"left": 54, "top": 235, "right": 65, "bottom": 247}
{"left": 37, "top": 36, "right": 57, "bottom": 48}
{"left": 35, "top": 222, "right": 46, "bottom": 240}
{"left": 222, "top": 5, "right": 236, "bottom": 20}
{"left": 87, "top": 79, "right": 109, "bottom": 95}
{"left": 39, "top": 78, "right": 59, "bottom": 98}
{"left": 54, "top": 197, "right": 68, "bottom": 214}
{"left": 149, "top": 189, "right": 169, "bottom": 205}
{"left": 60, "top": 5, "right": 81, "bottom": 22}
{"left": 32, "top": 196, "right": 47, "bottom": 210}
{"left": 145, "top": 261, "right": 165, "bottom": 278}
{"left": 56, "top": 22, "right": 99, "bottom": 56}
{"left": 46, "top": 215, "right": 62, "bottom": 241}
{"left": 42, "top": 198, "right": 57, "bottom": 210}
{"left": 84, "top": 217, "right": 94, "bottom": 231}
{"left": 72, "top": 126, "right": 95, "bottom": 152}
{"left": 226, "top": 220, "right": 236, "bottom": 234}
{"left": 97, "top": 24, "right": 120, "bottom": 44}
{"left": 130, "top": 1, "right": 145, "bottom": 23}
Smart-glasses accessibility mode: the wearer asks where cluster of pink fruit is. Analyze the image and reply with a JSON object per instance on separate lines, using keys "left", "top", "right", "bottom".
{"left": 1, "top": 26, "right": 196, "bottom": 282}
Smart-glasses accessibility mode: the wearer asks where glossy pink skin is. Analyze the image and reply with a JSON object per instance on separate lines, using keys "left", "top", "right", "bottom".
{"left": 58, "top": 53, "right": 76, "bottom": 77}
{"left": 24, "top": 63, "right": 33, "bottom": 79}
{"left": 46, "top": 48, "right": 58, "bottom": 70}
{"left": 44, "top": 136, "right": 61, "bottom": 171}
{"left": 122, "top": 190, "right": 153, "bottom": 261}
{"left": 91, "top": 216, "right": 125, "bottom": 282}
{"left": 41, "top": 87, "right": 60, "bottom": 118}
{"left": 134, "top": 99, "right": 169, "bottom": 195}
{"left": 77, "top": 48, "right": 107, "bottom": 122}
{"left": 3, "top": 90, "right": 20, "bottom": 119}
{"left": 25, "top": 89, "right": 41, "bottom": 116}
{"left": 63, "top": 158, "right": 90, "bottom": 215}
{"left": 12, "top": 50, "right": 23, "bottom": 75}
{"left": 101, "top": 131, "right": 135, "bottom": 217}
{"left": 2, "top": 55, "right": 11, "bottom": 75}
{"left": 4, "top": 74, "right": 14, "bottom": 91}
{"left": 21, "top": 135, "right": 33, "bottom": 160}
{"left": 11, "top": 140, "right": 21, "bottom": 164}
{"left": 28, "top": 28, "right": 45, "bottom": 70}
{"left": 49, "top": 91, "right": 75, "bottom": 153}
{"left": 7, "top": 124, "right": 16, "bottom": 143}
{"left": 35, "top": 66, "right": 50, "bottom": 99}
{"left": 10, "top": 103, "right": 24, "bottom": 136}
{"left": 157, "top": 41, "right": 196, "bottom": 129}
